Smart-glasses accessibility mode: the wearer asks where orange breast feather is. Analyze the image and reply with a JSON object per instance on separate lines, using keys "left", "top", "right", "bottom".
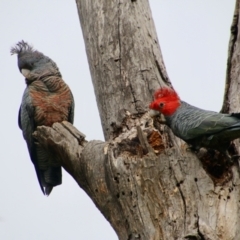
{"left": 30, "top": 84, "right": 72, "bottom": 127}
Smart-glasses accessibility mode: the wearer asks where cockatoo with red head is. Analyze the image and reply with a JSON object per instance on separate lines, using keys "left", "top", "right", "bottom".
{"left": 149, "top": 87, "right": 240, "bottom": 157}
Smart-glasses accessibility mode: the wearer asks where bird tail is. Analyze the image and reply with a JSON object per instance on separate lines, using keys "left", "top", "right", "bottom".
{"left": 34, "top": 146, "right": 62, "bottom": 196}
{"left": 44, "top": 186, "right": 53, "bottom": 196}
{"left": 42, "top": 166, "right": 62, "bottom": 196}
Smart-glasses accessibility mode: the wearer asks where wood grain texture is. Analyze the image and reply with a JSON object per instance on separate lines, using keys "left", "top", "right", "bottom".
{"left": 221, "top": 0, "right": 240, "bottom": 114}
{"left": 76, "top": 0, "right": 170, "bottom": 140}
{"left": 33, "top": 0, "right": 240, "bottom": 239}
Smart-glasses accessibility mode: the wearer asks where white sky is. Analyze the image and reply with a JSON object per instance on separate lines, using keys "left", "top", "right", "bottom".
{"left": 0, "top": 1, "right": 235, "bottom": 239}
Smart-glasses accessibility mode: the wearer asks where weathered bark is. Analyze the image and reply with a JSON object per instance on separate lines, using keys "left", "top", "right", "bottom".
{"left": 221, "top": 0, "right": 240, "bottom": 114}
{"left": 75, "top": 0, "right": 171, "bottom": 140}
{"left": 34, "top": 0, "right": 240, "bottom": 239}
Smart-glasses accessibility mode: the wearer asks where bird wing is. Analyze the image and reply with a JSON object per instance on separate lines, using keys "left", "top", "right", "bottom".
{"left": 171, "top": 101, "right": 240, "bottom": 141}
{"left": 18, "top": 106, "right": 22, "bottom": 129}
{"left": 68, "top": 90, "right": 74, "bottom": 124}
{"left": 19, "top": 88, "right": 45, "bottom": 194}
{"left": 186, "top": 113, "right": 240, "bottom": 138}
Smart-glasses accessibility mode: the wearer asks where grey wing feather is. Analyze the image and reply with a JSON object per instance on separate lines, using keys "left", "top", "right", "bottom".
{"left": 188, "top": 114, "right": 240, "bottom": 136}
{"left": 20, "top": 88, "right": 35, "bottom": 153}
{"left": 20, "top": 88, "right": 45, "bottom": 194}
{"left": 68, "top": 90, "right": 74, "bottom": 124}
{"left": 168, "top": 101, "right": 240, "bottom": 140}
{"left": 18, "top": 106, "right": 22, "bottom": 129}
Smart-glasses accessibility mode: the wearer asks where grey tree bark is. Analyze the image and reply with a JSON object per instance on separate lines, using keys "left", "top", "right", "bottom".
{"left": 34, "top": 0, "right": 240, "bottom": 239}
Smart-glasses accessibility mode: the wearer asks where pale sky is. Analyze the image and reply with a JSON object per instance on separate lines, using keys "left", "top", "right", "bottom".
{"left": 0, "top": 1, "right": 235, "bottom": 239}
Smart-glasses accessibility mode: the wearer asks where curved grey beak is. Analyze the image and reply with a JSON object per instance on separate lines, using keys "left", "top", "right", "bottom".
{"left": 149, "top": 109, "right": 160, "bottom": 117}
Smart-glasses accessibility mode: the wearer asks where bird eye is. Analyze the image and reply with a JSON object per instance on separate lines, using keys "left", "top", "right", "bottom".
{"left": 159, "top": 102, "right": 165, "bottom": 108}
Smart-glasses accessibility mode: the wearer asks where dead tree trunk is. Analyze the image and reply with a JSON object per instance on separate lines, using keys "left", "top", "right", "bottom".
{"left": 34, "top": 0, "right": 240, "bottom": 239}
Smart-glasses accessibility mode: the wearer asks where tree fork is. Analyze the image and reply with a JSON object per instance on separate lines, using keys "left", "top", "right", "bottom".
{"left": 34, "top": 0, "right": 240, "bottom": 239}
